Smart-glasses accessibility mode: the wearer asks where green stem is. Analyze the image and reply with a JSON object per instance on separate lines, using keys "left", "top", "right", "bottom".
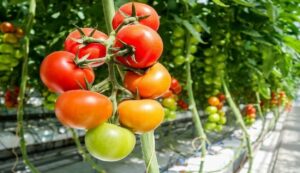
{"left": 69, "top": 129, "right": 106, "bottom": 173}
{"left": 223, "top": 81, "right": 253, "bottom": 173}
{"left": 140, "top": 132, "right": 160, "bottom": 173}
{"left": 255, "top": 92, "right": 266, "bottom": 142}
{"left": 16, "top": 0, "right": 39, "bottom": 172}
{"left": 185, "top": 34, "right": 207, "bottom": 173}
{"left": 102, "top": 0, "right": 115, "bottom": 33}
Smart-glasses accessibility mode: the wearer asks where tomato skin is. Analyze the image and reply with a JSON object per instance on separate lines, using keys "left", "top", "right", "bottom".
{"left": 118, "top": 99, "right": 164, "bottom": 133}
{"left": 208, "top": 96, "right": 220, "bottom": 106}
{"left": 177, "top": 99, "right": 189, "bottom": 110}
{"left": 162, "top": 97, "right": 177, "bottom": 111}
{"left": 4, "top": 87, "right": 19, "bottom": 108}
{"left": 247, "top": 113, "right": 256, "bottom": 119}
{"left": 0, "top": 22, "right": 14, "bottom": 33}
{"left": 112, "top": 2, "right": 159, "bottom": 31}
{"left": 205, "top": 106, "right": 218, "bottom": 114}
{"left": 3, "top": 33, "right": 18, "bottom": 44}
{"left": 208, "top": 113, "right": 220, "bottom": 123}
{"left": 85, "top": 123, "right": 136, "bottom": 161}
{"left": 245, "top": 104, "right": 256, "bottom": 114}
{"left": 161, "top": 89, "right": 174, "bottom": 98}
{"left": 115, "top": 24, "right": 163, "bottom": 68}
{"left": 216, "top": 102, "right": 223, "bottom": 110}
{"left": 124, "top": 63, "right": 171, "bottom": 99}
{"left": 64, "top": 28, "right": 108, "bottom": 66}
{"left": 217, "top": 93, "right": 226, "bottom": 102}
{"left": 40, "top": 51, "right": 95, "bottom": 93}
{"left": 170, "top": 78, "right": 182, "bottom": 94}
{"left": 15, "top": 28, "right": 25, "bottom": 38}
{"left": 55, "top": 90, "right": 113, "bottom": 129}
{"left": 205, "top": 122, "right": 217, "bottom": 131}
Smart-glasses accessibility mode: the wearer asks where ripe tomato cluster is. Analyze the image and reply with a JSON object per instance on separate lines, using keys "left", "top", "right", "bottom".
{"left": 171, "top": 25, "right": 201, "bottom": 66}
{"left": 243, "top": 104, "right": 256, "bottom": 126}
{"left": 160, "top": 77, "right": 188, "bottom": 120}
{"left": 0, "top": 21, "right": 24, "bottom": 83}
{"left": 204, "top": 94, "right": 226, "bottom": 132}
{"left": 271, "top": 91, "right": 287, "bottom": 107}
{"left": 40, "top": 2, "right": 170, "bottom": 162}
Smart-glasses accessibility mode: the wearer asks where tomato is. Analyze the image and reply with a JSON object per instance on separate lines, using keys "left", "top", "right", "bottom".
{"left": 173, "top": 39, "right": 185, "bottom": 47}
{"left": 204, "top": 58, "right": 213, "bottom": 65}
{"left": 170, "top": 78, "right": 182, "bottom": 94}
{"left": 4, "top": 87, "right": 19, "bottom": 108}
{"left": 64, "top": 28, "right": 108, "bottom": 67}
{"left": 215, "top": 125, "right": 223, "bottom": 132}
{"left": 205, "top": 106, "right": 218, "bottom": 114}
{"left": 217, "top": 93, "right": 226, "bottom": 102}
{"left": 208, "top": 113, "right": 220, "bottom": 123}
{"left": 15, "top": 28, "right": 25, "bottom": 38}
{"left": 3, "top": 33, "right": 18, "bottom": 44}
{"left": 164, "top": 108, "right": 176, "bottom": 120}
{"left": 218, "top": 110, "right": 225, "bottom": 116}
{"left": 189, "top": 45, "right": 197, "bottom": 54}
{"left": 124, "top": 63, "right": 171, "bottom": 99}
{"left": 161, "top": 89, "right": 174, "bottom": 98}
{"left": 173, "top": 27, "right": 185, "bottom": 38}
{"left": 204, "top": 122, "right": 217, "bottom": 131}
{"left": 193, "top": 24, "right": 202, "bottom": 32}
{"left": 0, "top": 22, "right": 14, "bottom": 33}
{"left": 40, "top": 51, "right": 95, "bottom": 93}
{"left": 177, "top": 99, "right": 189, "bottom": 110}
{"left": 112, "top": 2, "right": 159, "bottom": 31}
{"left": 245, "top": 104, "right": 256, "bottom": 114}
{"left": 219, "top": 116, "right": 227, "bottom": 125}
{"left": 85, "top": 123, "right": 136, "bottom": 161}
{"left": 118, "top": 99, "right": 164, "bottom": 133}
{"left": 162, "top": 97, "right": 177, "bottom": 111}
{"left": 55, "top": 90, "right": 112, "bottom": 129}
{"left": 171, "top": 49, "right": 183, "bottom": 56}
{"left": 216, "top": 102, "right": 223, "bottom": 110}
{"left": 279, "top": 91, "right": 286, "bottom": 98}
{"left": 208, "top": 96, "right": 220, "bottom": 106}
{"left": 247, "top": 113, "right": 256, "bottom": 119}
{"left": 174, "top": 55, "right": 185, "bottom": 65}
{"left": 115, "top": 24, "right": 163, "bottom": 68}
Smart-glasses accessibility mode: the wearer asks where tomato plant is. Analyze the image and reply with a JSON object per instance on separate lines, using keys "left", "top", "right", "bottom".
{"left": 40, "top": 51, "right": 95, "bottom": 93}
{"left": 85, "top": 123, "right": 136, "bottom": 161}
{"left": 55, "top": 90, "right": 113, "bottom": 129}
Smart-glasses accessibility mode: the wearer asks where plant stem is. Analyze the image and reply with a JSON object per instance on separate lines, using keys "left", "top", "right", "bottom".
{"left": 69, "top": 129, "right": 106, "bottom": 173}
{"left": 255, "top": 92, "right": 266, "bottom": 142}
{"left": 16, "top": 0, "right": 39, "bottom": 172}
{"left": 101, "top": 0, "right": 115, "bottom": 33}
{"left": 141, "top": 132, "right": 160, "bottom": 173}
{"left": 184, "top": 34, "right": 207, "bottom": 173}
{"left": 223, "top": 81, "right": 253, "bottom": 173}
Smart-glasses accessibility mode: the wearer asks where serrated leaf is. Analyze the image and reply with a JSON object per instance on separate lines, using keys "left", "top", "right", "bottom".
{"left": 212, "top": 0, "right": 229, "bottom": 7}
{"left": 232, "top": 0, "right": 255, "bottom": 7}
{"left": 182, "top": 20, "right": 206, "bottom": 44}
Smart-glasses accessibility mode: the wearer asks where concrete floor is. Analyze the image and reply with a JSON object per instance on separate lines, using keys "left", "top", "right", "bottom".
{"left": 272, "top": 107, "right": 300, "bottom": 173}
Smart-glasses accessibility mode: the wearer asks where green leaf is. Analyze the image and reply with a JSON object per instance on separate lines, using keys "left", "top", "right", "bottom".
{"left": 192, "top": 16, "right": 210, "bottom": 33}
{"left": 258, "top": 81, "right": 271, "bottom": 99}
{"left": 242, "top": 30, "right": 262, "bottom": 37}
{"left": 261, "top": 46, "right": 276, "bottom": 78}
{"left": 182, "top": 20, "right": 206, "bottom": 44}
{"left": 283, "top": 36, "right": 300, "bottom": 53}
{"left": 232, "top": 0, "right": 255, "bottom": 7}
{"left": 266, "top": 1, "right": 277, "bottom": 22}
{"left": 212, "top": 0, "right": 229, "bottom": 7}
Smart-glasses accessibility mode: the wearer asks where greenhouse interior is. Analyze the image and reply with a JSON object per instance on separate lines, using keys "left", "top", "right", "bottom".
{"left": 0, "top": 0, "right": 299, "bottom": 173}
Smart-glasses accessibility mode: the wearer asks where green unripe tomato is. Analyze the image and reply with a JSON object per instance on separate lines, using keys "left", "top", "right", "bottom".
{"left": 85, "top": 123, "right": 136, "bottom": 162}
{"left": 173, "top": 39, "right": 185, "bottom": 47}
{"left": 215, "top": 125, "right": 223, "bottom": 132}
{"left": 215, "top": 54, "right": 227, "bottom": 62}
{"left": 205, "top": 106, "right": 218, "bottom": 114}
{"left": 204, "top": 48, "right": 213, "bottom": 56}
{"left": 173, "top": 27, "right": 185, "bottom": 38}
{"left": 205, "top": 66, "right": 213, "bottom": 72}
{"left": 187, "top": 54, "right": 195, "bottom": 63}
{"left": 204, "top": 58, "right": 213, "bottom": 65}
{"left": 189, "top": 37, "right": 199, "bottom": 44}
{"left": 171, "top": 48, "right": 183, "bottom": 56}
{"left": 219, "top": 116, "right": 227, "bottom": 125}
{"left": 174, "top": 55, "right": 185, "bottom": 65}
{"left": 205, "top": 122, "right": 217, "bottom": 131}
{"left": 189, "top": 45, "right": 197, "bottom": 54}
{"left": 193, "top": 24, "right": 203, "bottom": 32}
{"left": 162, "top": 97, "right": 177, "bottom": 111}
{"left": 208, "top": 113, "right": 220, "bottom": 123}
{"left": 166, "top": 110, "right": 176, "bottom": 120}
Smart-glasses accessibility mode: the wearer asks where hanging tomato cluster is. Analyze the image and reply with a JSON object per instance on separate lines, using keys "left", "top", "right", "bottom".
{"left": 243, "top": 104, "right": 256, "bottom": 126}
{"left": 40, "top": 2, "right": 170, "bottom": 161}
{"left": 0, "top": 22, "right": 24, "bottom": 84}
{"left": 204, "top": 94, "right": 227, "bottom": 132}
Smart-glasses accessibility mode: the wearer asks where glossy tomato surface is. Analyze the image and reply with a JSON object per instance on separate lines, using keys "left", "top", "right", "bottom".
{"left": 112, "top": 2, "right": 160, "bottom": 31}
{"left": 64, "top": 28, "right": 108, "bottom": 66}
{"left": 115, "top": 24, "right": 163, "bottom": 68}
{"left": 124, "top": 63, "right": 171, "bottom": 98}
{"left": 40, "top": 51, "right": 95, "bottom": 93}
{"left": 118, "top": 99, "right": 164, "bottom": 133}
{"left": 85, "top": 123, "right": 136, "bottom": 161}
{"left": 55, "top": 90, "right": 113, "bottom": 129}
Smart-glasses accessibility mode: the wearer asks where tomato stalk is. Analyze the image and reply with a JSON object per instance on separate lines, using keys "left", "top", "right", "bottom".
{"left": 141, "top": 132, "right": 160, "bottom": 173}
{"left": 223, "top": 81, "right": 253, "bottom": 173}
{"left": 254, "top": 92, "right": 266, "bottom": 142}
{"left": 15, "top": 0, "right": 39, "bottom": 172}
{"left": 185, "top": 34, "right": 208, "bottom": 173}
{"left": 69, "top": 129, "right": 106, "bottom": 173}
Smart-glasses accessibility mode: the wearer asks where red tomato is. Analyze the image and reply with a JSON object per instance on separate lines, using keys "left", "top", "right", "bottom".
{"left": 208, "top": 96, "right": 220, "bottom": 106}
{"left": 124, "top": 63, "right": 171, "bottom": 99}
{"left": 170, "top": 78, "right": 182, "bottom": 94}
{"left": 4, "top": 87, "right": 19, "bottom": 108}
{"left": 118, "top": 99, "right": 164, "bottom": 133}
{"left": 279, "top": 91, "right": 286, "bottom": 98}
{"left": 217, "top": 93, "right": 226, "bottom": 102}
{"left": 40, "top": 51, "right": 95, "bottom": 93}
{"left": 15, "top": 27, "right": 25, "bottom": 38}
{"left": 245, "top": 104, "right": 256, "bottom": 114}
{"left": 55, "top": 90, "right": 113, "bottom": 129}
{"left": 0, "top": 22, "right": 14, "bottom": 33}
{"left": 64, "top": 28, "right": 108, "bottom": 67}
{"left": 115, "top": 24, "right": 163, "bottom": 68}
{"left": 177, "top": 99, "right": 188, "bottom": 110}
{"left": 216, "top": 102, "right": 223, "bottom": 110}
{"left": 112, "top": 2, "right": 160, "bottom": 31}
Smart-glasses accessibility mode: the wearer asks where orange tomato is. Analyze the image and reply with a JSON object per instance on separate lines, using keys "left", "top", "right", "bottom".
{"left": 247, "top": 113, "right": 256, "bottom": 119}
{"left": 0, "top": 22, "right": 14, "bottom": 33}
{"left": 55, "top": 90, "right": 113, "bottom": 129}
{"left": 208, "top": 96, "right": 220, "bottom": 106}
{"left": 124, "top": 63, "right": 171, "bottom": 99}
{"left": 118, "top": 99, "right": 164, "bottom": 133}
